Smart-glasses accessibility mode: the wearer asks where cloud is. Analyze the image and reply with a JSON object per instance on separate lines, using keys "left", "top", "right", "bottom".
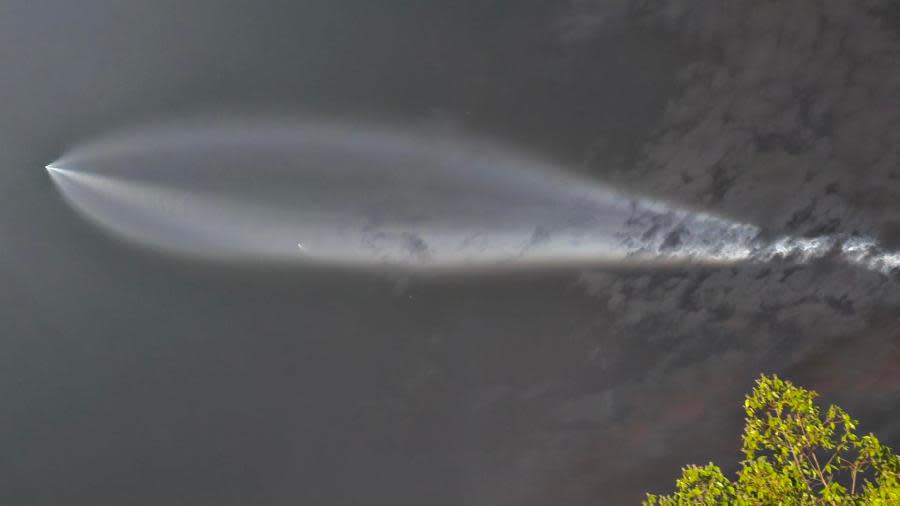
{"left": 479, "top": 1, "right": 900, "bottom": 503}
{"left": 584, "top": 0, "right": 900, "bottom": 242}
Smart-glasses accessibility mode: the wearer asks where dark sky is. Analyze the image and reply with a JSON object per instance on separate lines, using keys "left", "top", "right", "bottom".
{"left": 2, "top": 1, "right": 900, "bottom": 504}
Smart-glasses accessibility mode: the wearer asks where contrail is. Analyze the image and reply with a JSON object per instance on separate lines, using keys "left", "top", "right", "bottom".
{"left": 46, "top": 117, "right": 899, "bottom": 273}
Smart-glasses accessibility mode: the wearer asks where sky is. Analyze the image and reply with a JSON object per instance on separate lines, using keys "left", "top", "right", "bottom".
{"left": 2, "top": 1, "right": 900, "bottom": 504}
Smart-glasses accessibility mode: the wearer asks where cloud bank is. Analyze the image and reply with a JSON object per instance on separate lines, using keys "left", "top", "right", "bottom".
{"left": 461, "top": 2, "right": 900, "bottom": 504}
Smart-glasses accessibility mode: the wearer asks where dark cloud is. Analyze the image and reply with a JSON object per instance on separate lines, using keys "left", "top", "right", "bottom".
{"left": 576, "top": 0, "right": 900, "bottom": 241}
{"left": 466, "top": 1, "right": 900, "bottom": 503}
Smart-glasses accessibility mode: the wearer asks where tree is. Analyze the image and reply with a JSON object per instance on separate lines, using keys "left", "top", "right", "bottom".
{"left": 644, "top": 375, "right": 900, "bottom": 505}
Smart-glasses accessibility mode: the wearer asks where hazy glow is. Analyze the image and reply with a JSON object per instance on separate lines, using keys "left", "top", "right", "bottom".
{"left": 46, "top": 117, "right": 898, "bottom": 274}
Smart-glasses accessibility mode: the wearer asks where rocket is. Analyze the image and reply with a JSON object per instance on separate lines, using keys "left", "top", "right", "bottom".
{"left": 46, "top": 116, "right": 897, "bottom": 274}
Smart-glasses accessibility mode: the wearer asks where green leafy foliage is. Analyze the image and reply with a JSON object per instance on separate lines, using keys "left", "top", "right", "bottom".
{"left": 644, "top": 375, "right": 900, "bottom": 505}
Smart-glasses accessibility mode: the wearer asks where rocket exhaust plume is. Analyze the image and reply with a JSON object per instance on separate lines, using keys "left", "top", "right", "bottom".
{"left": 46, "top": 117, "right": 899, "bottom": 273}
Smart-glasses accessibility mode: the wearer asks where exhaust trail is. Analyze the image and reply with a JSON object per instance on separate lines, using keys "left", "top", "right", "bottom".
{"left": 46, "top": 117, "right": 899, "bottom": 273}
